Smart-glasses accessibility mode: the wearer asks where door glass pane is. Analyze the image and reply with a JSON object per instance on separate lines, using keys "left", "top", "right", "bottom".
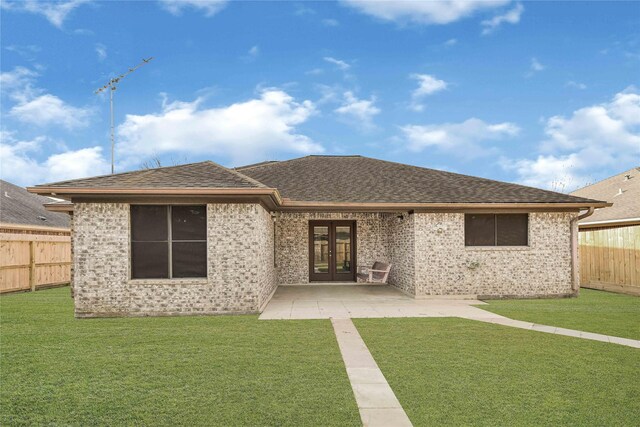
{"left": 313, "top": 226, "right": 329, "bottom": 273}
{"left": 335, "top": 226, "right": 351, "bottom": 273}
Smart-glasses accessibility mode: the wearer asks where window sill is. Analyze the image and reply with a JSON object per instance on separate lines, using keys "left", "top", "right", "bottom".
{"left": 465, "top": 246, "right": 530, "bottom": 251}
{"left": 128, "top": 278, "right": 208, "bottom": 285}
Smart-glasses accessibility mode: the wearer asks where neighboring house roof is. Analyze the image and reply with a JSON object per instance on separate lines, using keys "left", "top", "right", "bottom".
{"left": 570, "top": 167, "right": 640, "bottom": 226}
{"left": 28, "top": 155, "right": 608, "bottom": 209}
{"left": 0, "top": 180, "right": 70, "bottom": 228}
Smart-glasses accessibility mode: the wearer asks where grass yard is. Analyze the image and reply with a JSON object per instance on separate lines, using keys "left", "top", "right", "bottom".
{"left": 482, "top": 288, "right": 640, "bottom": 340}
{"left": 0, "top": 287, "right": 360, "bottom": 426}
{"left": 355, "top": 317, "right": 640, "bottom": 426}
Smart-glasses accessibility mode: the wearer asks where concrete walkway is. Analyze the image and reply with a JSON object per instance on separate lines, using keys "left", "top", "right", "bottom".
{"left": 332, "top": 318, "right": 412, "bottom": 427}
{"left": 466, "top": 315, "right": 640, "bottom": 348}
{"left": 261, "top": 285, "right": 640, "bottom": 349}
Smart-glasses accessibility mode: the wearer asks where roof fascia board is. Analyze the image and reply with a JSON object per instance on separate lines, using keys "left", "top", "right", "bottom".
{"left": 278, "top": 201, "right": 611, "bottom": 210}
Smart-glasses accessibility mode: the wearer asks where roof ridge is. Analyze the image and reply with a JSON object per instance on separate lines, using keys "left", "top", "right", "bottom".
{"left": 220, "top": 163, "right": 269, "bottom": 188}
{"left": 232, "top": 155, "right": 313, "bottom": 171}
{"left": 234, "top": 154, "right": 364, "bottom": 172}
{"left": 234, "top": 160, "right": 280, "bottom": 171}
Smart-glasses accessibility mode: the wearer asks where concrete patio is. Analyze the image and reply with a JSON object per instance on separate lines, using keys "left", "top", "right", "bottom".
{"left": 259, "top": 285, "right": 495, "bottom": 320}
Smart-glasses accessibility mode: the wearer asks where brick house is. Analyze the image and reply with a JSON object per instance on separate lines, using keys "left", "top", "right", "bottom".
{"left": 29, "top": 155, "right": 608, "bottom": 317}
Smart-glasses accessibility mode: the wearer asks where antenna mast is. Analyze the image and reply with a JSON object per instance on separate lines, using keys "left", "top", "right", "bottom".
{"left": 95, "top": 57, "right": 154, "bottom": 174}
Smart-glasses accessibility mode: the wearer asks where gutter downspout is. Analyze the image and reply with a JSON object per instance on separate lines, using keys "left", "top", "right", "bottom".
{"left": 570, "top": 207, "right": 595, "bottom": 294}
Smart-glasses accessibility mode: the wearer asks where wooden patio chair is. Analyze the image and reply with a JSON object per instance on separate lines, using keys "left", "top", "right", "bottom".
{"left": 357, "top": 261, "right": 392, "bottom": 284}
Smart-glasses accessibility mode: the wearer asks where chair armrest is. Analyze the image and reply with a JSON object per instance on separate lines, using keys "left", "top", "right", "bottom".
{"left": 369, "top": 269, "right": 389, "bottom": 273}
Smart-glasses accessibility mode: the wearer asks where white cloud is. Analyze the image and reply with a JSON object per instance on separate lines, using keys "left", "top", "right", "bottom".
{"left": 322, "top": 18, "right": 339, "bottom": 26}
{"left": 5, "top": 44, "right": 41, "bottom": 61}
{"left": 241, "top": 45, "right": 259, "bottom": 62}
{"left": 334, "top": 91, "right": 381, "bottom": 130}
{"left": 323, "top": 56, "right": 351, "bottom": 71}
{"left": 116, "top": 89, "right": 322, "bottom": 164}
{"left": 531, "top": 57, "right": 545, "bottom": 71}
{"left": 481, "top": 3, "right": 523, "bottom": 35}
{"left": 409, "top": 74, "right": 448, "bottom": 111}
{"left": 0, "top": 66, "right": 38, "bottom": 94}
{"left": 95, "top": 43, "right": 107, "bottom": 61}
{"left": 0, "top": 132, "right": 109, "bottom": 186}
{"left": 411, "top": 74, "right": 448, "bottom": 97}
{"left": 444, "top": 38, "right": 458, "bottom": 47}
{"left": 0, "top": 0, "right": 91, "bottom": 28}
{"left": 341, "top": 0, "right": 510, "bottom": 25}
{"left": 9, "top": 94, "right": 92, "bottom": 129}
{"left": 159, "top": 0, "right": 227, "bottom": 16}
{"left": 565, "top": 81, "right": 587, "bottom": 90}
{"left": 525, "top": 57, "right": 545, "bottom": 77}
{"left": 294, "top": 4, "right": 316, "bottom": 16}
{"left": 504, "top": 88, "right": 640, "bottom": 190}
{"left": 2, "top": 66, "right": 92, "bottom": 129}
{"left": 401, "top": 118, "right": 520, "bottom": 158}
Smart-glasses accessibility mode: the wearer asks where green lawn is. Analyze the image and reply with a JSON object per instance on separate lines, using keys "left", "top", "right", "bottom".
{"left": 0, "top": 287, "right": 360, "bottom": 426}
{"left": 355, "top": 317, "right": 640, "bottom": 427}
{"left": 482, "top": 288, "right": 640, "bottom": 340}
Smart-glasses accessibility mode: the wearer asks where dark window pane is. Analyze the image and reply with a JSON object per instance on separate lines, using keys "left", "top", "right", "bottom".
{"left": 132, "top": 242, "right": 169, "bottom": 278}
{"left": 172, "top": 242, "right": 207, "bottom": 278}
{"left": 465, "top": 214, "right": 496, "bottom": 246}
{"left": 172, "top": 205, "right": 206, "bottom": 241}
{"left": 497, "top": 214, "right": 528, "bottom": 246}
{"left": 131, "top": 206, "right": 167, "bottom": 241}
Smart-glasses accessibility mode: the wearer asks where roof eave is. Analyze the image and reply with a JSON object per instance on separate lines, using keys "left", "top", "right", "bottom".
{"left": 28, "top": 186, "right": 281, "bottom": 200}
{"left": 28, "top": 186, "right": 283, "bottom": 212}
{"left": 277, "top": 200, "right": 612, "bottom": 212}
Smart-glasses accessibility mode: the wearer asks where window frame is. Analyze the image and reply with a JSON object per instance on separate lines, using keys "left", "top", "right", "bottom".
{"left": 464, "top": 213, "right": 529, "bottom": 247}
{"left": 130, "top": 205, "right": 208, "bottom": 279}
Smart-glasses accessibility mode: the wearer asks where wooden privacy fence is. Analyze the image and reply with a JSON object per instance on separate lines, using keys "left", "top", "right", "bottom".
{"left": 0, "top": 224, "right": 71, "bottom": 294}
{"left": 579, "top": 224, "right": 640, "bottom": 296}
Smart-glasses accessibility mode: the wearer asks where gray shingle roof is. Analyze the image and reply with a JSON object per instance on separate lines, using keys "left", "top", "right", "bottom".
{"left": 29, "top": 155, "right": 605, "bottom": 206}
{"left": 237, "top": 155, "right": 603, "bottom": 204}
{"left": 32, "top": 161, "right": 266, "bottom": 189}
{"left": 0, "top": 180, "right": 70, "bottom": 228}
{"left": 571, "top": 167, "right": 640, "bottom": 223}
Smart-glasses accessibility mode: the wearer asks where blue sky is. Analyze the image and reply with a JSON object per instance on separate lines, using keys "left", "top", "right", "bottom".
{"left": 1, "top": 0, "right": 639, "bottom": 191}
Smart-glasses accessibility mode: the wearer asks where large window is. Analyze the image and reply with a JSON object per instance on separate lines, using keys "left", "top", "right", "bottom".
{"left": 465, "top": 214, "right": 528, "bottom": 247}
{"left": 131, "top": 205, "right": 207, "bottom": 279}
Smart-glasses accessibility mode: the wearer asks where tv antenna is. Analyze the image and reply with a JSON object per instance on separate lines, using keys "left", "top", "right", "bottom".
{"left": 95, "top": 57, "right": 154, "bottom": 174}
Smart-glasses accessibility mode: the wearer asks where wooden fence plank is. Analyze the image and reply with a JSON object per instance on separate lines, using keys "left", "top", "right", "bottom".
{"left": 579, "top": 224, "right": 640, "bottom": 295}
{"left": 0, "top": 228, "right": 71, "bottom": 293}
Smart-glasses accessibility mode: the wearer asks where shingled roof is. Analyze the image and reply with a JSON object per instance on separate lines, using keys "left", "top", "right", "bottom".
{"left": 29, "top": 155, "right": 606, "bottom": 208}
{"left": 237, "top": 155, "right": 603, "bottom": 205}
{"left": 1, "top": 180, "right": 70, "bottom": 228}
{"left": 30, "top": 161, "right": 265, "bottom": 189}
{"left": 571, "top": 167, "right": 640, "bottom": 225}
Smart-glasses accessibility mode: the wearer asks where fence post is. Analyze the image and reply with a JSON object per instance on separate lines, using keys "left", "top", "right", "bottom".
{"left": 29, "top": 241, "right": 36, "bottom": 292}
